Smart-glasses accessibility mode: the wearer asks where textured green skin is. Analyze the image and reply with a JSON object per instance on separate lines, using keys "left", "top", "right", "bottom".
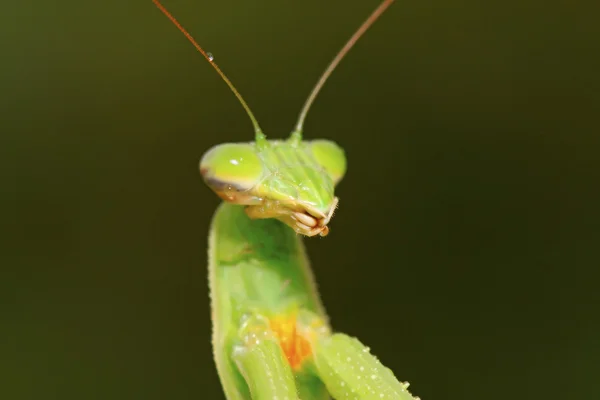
{"left": 252, "top": 140, "right": 335, "bottom": 212}
{"left": 208, "top": 202, "right": 330, "bottom": 399}
{"left": 314, "top": 334, "right": 418, "bottom": 400}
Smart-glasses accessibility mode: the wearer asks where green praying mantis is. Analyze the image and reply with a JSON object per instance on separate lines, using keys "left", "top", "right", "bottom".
{"left": 153, "top": 1, "right": 420, "bottom": 399}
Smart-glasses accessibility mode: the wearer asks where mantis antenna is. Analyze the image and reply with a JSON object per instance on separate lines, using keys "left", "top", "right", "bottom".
{"left": 152, "top": 0, "right": 267, "bottom": 144}
{"left": 154, "top": 0, "right": 394, "bottom": 144}
{"left": 292, "top": 0, "right": 395, "bottom": 138}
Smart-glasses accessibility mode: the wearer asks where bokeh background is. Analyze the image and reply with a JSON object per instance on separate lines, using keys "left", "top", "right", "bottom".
{"left": 2, "top": 0, "right": 599, "bottom": 399}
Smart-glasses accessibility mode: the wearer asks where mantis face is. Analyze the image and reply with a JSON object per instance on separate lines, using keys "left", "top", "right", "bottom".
{"left": 200, "top": 139, "right": 346, "bottom": 237}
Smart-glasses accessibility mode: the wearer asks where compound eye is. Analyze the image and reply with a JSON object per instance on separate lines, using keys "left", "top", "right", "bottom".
{"left": 199, "top": 143, "right": 263, "bottom": 192}
{"left": 309, "top": 140, "right": 347, "bottom": 185}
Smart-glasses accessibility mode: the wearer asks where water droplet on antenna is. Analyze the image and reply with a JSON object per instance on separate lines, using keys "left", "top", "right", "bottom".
{"left": 207, "top": 52, "right": 214, "bottom": 61}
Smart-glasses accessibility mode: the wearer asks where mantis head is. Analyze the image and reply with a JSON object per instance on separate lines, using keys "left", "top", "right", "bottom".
{"left": 199, "top": 139, "right": 346, "bottom": 237}
{"left": 153, "top": 0, "right": 388, "bottom": 237}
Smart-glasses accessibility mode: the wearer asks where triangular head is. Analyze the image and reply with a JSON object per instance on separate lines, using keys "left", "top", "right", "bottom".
{"left": 200, "top": 138, "right": 346, "bottom": 237}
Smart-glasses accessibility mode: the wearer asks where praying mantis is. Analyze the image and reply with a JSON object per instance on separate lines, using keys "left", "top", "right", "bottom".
{"left": 153, "top": 1, "right": 420, "bottom": 399}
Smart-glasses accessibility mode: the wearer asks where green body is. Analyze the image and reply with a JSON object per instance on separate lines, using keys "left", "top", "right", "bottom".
{"left": 209, "top": 203, "right": 329, "bottom": 399}
{"left": 208, "top": 203, "right": 418, "bottom": 400}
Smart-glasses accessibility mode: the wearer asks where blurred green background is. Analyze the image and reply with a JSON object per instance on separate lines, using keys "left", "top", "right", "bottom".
{"left": 2, "top": 0, "right": 599, "bottom": 399}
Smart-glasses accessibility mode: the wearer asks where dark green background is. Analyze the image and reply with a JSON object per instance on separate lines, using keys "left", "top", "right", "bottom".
{"left": 2, "top": 0, "right": 599, "bottom": 399}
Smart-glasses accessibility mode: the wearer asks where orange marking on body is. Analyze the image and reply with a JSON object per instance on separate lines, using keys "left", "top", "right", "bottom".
{"left": 269, "top": 313, "right": 313, "bottom": 370}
